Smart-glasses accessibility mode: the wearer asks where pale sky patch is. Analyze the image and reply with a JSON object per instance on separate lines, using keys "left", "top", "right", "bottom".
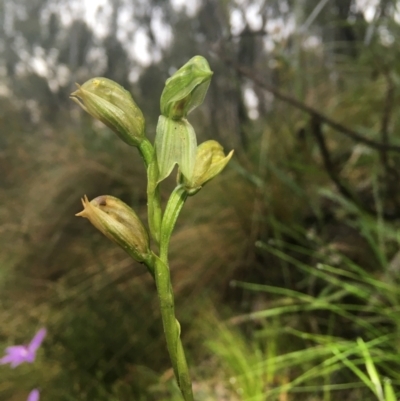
{"left": 243, "top": 85, "right": 259, "bottom": 120}
{"left": 354, "top": 0, "right": 380, "bottom": 22}
{"left": 151, "top": 8, "right": 173, "bottom": 49}
{"left": 245, "top": 3, "right": 264, "bottom": 31}
{"left": 230, "top": 9, "right": 246, "bottom": 35}
{"left": 83, "top": 0, "right": 111, "bottom": 37}
{"left": 170, "top": 0, "right": 201, "bottom": 17}
{"left": 131, "top": 29, "right": 152, "bottom": 66}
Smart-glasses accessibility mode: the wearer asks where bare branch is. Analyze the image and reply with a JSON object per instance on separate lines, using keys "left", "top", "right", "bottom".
{"left": 310, "top": 116, "right": 357, "bottom": 203}
{"left": 225, "top": 60, "right": 400, "bottom": 153}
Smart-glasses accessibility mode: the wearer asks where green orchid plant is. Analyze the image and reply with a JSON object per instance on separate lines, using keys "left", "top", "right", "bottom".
{"left": 70, "top": 55, "right": 233, "bottom": 400}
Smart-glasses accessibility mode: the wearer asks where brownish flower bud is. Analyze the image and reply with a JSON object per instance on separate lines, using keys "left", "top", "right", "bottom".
{"left": 70, "top": 78, "right": 145, "bottom": 147}
{"left": 76, "top": 195, "right": 150, "bottom": 263}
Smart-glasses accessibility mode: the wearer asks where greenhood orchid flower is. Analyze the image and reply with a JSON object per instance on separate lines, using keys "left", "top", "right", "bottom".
{"left": 76, "top": 195, "right": 151, "bottom": 264}
{"left": 182, "top": 140, "right": 234, "bottom": 194}
{"left": 70, "top": 78, "right": 145, "bottom": 147}
{"left": 160, "top": 56, "right": 213, "bottom": 120}
{"left": 155, "top": 56, "right": 213, "bottom": 183}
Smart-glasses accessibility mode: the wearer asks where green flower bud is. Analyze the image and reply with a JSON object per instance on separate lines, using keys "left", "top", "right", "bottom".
{"left": 76, "top": 195, "right": 151, "bottom": 263}
{"left": 70, "top": 78, "right": 145, "bottom": 147}
{"left": 160, "top": 56, "right": 213, "bottom": 120}
{"left": 183, "top": 140, "right": 234, "bottom": 194}
{"left": 155, "top": 115, "right": 197, "bottom": 182}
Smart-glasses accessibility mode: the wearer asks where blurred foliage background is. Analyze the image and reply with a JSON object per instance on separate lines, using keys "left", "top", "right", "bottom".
{"left": 1, "top": 0, "right": 400, "bottom": 400}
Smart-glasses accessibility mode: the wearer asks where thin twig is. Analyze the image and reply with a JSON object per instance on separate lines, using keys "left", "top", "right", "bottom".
{"left": 314, "top": 114, "right": 400, "bottom": 219}
{"left": 310, "top": 116, "right": 400, "bottom": 219}
{"left": 378, "top": 68, "right": 400, "bottom": 211}
{"left": 226, "top": 61, "right": 400, "bottom": 153}
{"left": 379, "top": 69, "right": 395, "bottom": 172}
{"left": 309, "top": 116, "right": 357, "bottom": 203}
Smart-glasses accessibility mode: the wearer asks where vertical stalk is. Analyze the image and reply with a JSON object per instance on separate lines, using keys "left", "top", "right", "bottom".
{"left": 141, "top": 140, "right": 192, "bottom": 398}
{"left": 139, "top": 139, "right": 162, "bottom": 244}
{"left": 147, "top": 185, "right": 192, "bottom": 400}
{"left": 151, "top": 253, "right": 194, "bottom": 401}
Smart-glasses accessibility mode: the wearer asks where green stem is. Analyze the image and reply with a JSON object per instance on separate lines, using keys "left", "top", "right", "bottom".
{"left": 148, "top": 185, "right": 192, "bottom": 400}
{"left": 142, "top": 253, "right": 155, "bottom": 279}
{"left": 151, "top": 253, "right": 194, "bottom": 401}
{"left": 141, "top": 148, "right": 192, "bottom": 399}
{"left": 139, "top": 139, "right": 162, "bottom": 244}
{"left": 138, "top": 138, "right": 154, "bottom": 167}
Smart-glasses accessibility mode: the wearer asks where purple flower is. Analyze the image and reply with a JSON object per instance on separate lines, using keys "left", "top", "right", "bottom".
{"left": 27, "top": 389, "right": 40, "bottom": 401}
{"left": 0, "top": 328, "right": 46, "bottom": 368}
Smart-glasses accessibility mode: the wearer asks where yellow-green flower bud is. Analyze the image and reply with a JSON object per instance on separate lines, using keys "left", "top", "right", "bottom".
{"left": 160, "top": 56, "right": 213, "bottom": 120}
{"left": 155, "top": 115, "right": 197, "bottom": 182}
{"left": 183, "top": 140, "right": 234, "bottom": 194}
{"left": 76, "top": 195, "right": 150, "bottom": 263}
{"left": 70, "top": 78, "right": 145, "bottom": 147}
